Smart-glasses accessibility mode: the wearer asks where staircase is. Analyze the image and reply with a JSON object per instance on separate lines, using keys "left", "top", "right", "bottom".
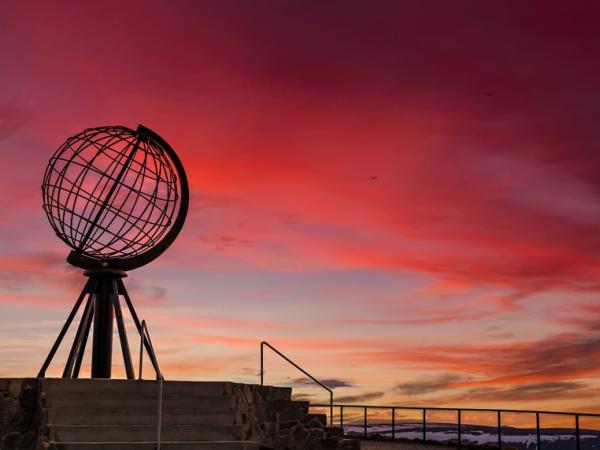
{"left": 1, "top": 378, "right": 359, "bottom": 450}
{"left": 43, "top": 379, "right": 267, "bottom": 449}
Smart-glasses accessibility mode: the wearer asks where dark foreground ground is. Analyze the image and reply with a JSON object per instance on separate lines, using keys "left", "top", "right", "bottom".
{"left": 362, "top": 442, "right": 454, "bottom": 450}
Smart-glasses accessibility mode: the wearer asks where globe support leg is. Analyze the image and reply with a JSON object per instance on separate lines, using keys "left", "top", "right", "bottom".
{"left": 63, "top": 283, "right": 96, "bottom": 378}
{"left": 37, "top": 279, "right": 92, "bottom": 378}
{"left": 72, "top": 296, "right": 95, "bottom": 378}
{"left": 112, "top": 279, "right": 135, "bottom": 379}
{"left": 39, "top": 271, "right": 151, "bottom": 380}
{"left": 118, "top": 278, "right": 161, "bottom": 379}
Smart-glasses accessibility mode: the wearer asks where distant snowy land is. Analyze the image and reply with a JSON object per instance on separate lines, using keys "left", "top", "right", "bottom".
{"left": 343, "top": 422, "right": 600, "bottom": 450}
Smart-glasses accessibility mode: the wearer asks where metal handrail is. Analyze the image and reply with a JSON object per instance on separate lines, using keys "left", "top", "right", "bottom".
{"left": 139, "top": 320, "right": 163, "bottom": 450}
{"left": 312, "top": 403, "right": 600, "bottom": 450}
{"left": 260, "top": 341, "right": 333, "bottom": 426}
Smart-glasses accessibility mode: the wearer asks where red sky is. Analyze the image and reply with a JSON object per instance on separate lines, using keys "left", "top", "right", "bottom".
{"left": 2, "top": 0, "right": 600, "bottom": 415}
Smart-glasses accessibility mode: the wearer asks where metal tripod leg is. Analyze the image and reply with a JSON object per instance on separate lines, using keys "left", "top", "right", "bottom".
{"left": 72, "top": 294, "right": 95, "bottom": 378}
{"left": 63, "top": 280, "right": 97, "bottom": 378}
{"left": 117, "top": 278, "right": 161, "bottom": 379}
{"left": 38, "top": 279, "right": 92, "bottom": 378}
{"left": 112, "top": 279, "right": 135, "bottom": 379}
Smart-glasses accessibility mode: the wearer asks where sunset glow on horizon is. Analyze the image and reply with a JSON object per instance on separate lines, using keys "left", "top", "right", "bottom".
{"left": 2, "top": 0, "right": 600, "bottom": 415}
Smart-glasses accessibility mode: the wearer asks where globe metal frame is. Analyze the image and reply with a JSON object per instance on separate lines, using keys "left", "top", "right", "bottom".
{"left": 38, "top": 124, "right": 189, "bottom": 379}
{"left": 42, "top": 124, "right": 189, "bottom": 271}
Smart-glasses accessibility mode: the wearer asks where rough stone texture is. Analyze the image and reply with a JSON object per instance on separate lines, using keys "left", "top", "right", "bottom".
{"left": 233, "top": 383, "right": 359, "bottom": 449}
{"left": 0, "top": 378, "right": 359, "bottom": 450}
{"left": 0, "top": 379, "right": 45, "bottom": 450}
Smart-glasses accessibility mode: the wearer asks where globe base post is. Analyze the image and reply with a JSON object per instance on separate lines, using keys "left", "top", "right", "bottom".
{"left": 91, "top": 273, "right": 115, "bottom": 378}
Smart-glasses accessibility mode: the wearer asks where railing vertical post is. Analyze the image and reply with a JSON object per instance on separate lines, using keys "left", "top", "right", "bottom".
{"left": 138, "top": 321, "right": 145, "bottom": 379}
{"left": 306, "top": 404, "right": 600, "bottom": 450}
{"left": 136, "top": 320, "right": 162, "bottom": 450}
{"left": 157, "top": 376, "right": 163, "bottom": 450}
{"left": 575, "top": 414, "right": 580, "bottom": 450}
{"left": 330, "top": 391, "right": 333, "bottom": 427}
{"left": 536, "top": 412, "right": 541, "bottom": 450}
{"left": 497, "top": 411, "right": 502, "bottom": 450}
{"left": 458, "top": 409, "right": 462, "bottom": 449}
{"left": 260, "top": 342, "right": 264, "bottom": 386}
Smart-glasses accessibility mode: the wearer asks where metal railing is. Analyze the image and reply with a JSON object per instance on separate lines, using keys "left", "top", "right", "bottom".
{"left": 260, "top": 341, "right": 333, "bottom": 426}
{"left": 311, "top": 403, "right": 600, "bottom": 449}
{"left": 139, "top": 320, "right": 164, "bottom": 450}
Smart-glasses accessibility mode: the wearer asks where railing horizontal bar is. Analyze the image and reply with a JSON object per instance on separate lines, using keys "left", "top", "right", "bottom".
{"left": 310, "top": 404, "right": 600, "bottom": 418}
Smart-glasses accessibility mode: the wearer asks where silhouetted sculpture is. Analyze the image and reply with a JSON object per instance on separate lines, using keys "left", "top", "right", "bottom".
{"left": 38, "top": 125, "right": 189, "bottom": 379}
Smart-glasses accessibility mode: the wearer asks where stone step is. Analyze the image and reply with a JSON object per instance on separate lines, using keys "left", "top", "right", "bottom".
{"left": 46, "top": 408, "right": 244, "bottom": 426}
{"left": 41, "top": 379, "right": 291, "bottom": 401}
{"left": 48, "top": 441, "right": 263, "bottom": 450}
{"left": 45, "top": 393, "right": 237, "bottom": 410}
{"left": 48, "top": 424, "right": 249, "bottom": 442}
{"left": 44, "top": 380, "right": 233, "bottom": 396}
{"left": 3, "top": 378, "right": 349, "bottom": 450}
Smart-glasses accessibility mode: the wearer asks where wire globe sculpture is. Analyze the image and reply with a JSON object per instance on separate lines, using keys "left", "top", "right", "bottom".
{"left": 38, "top": 124, "right": 189, "bottom": 380}
{"left": 42, "top": 125, "right": 189, "bottom": 271}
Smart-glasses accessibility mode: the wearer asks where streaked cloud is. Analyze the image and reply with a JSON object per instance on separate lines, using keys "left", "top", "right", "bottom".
{"left": 291, "top": 377, "right": 354, "bottom": 389}
{"left": 1, "top": 0, "right": 600, "bottom": 412}
{"left": 395, "top": 374, "right": 468, "bottom": 396}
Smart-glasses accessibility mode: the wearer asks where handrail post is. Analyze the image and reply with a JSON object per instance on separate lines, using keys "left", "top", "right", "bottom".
{"left": 575, "top": 414, "right": 580, "bottom": 450}
{"left": 137, "top": 320, "right": 163, "bottom": 450}
{"left": 305, "top": 403, "right": 600, "bottom": 447}
{"left": 330, "top": 391, "right": 333, "bottom": 427}
{"left": 536, "top": 412, "right": 541, "bottom": 450}
{"left": 138, "top": 321, "right": 145, "bottom": 379}
{"left": 260, "top": 342, "right": 264, "bottom": 386}
{"left": 497, "top": 411, "right": 502, "bottom": 450}
{"left": 157, "top": 376, "right": 163, "bottom": 450}
{"left": 458, "top": 409, "right": 461, "bottom": 449}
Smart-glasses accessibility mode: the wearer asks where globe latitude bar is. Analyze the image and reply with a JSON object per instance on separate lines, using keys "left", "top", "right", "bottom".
{"left": 38, "top": 124, "right": 189, "bottom": 379}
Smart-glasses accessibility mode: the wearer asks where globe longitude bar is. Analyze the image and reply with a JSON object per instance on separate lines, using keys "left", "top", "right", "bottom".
{"left": 76, "top": 134, "right": 142, "bottom": 254}
{"left": 38, "top": 124, "right": 188, "bottom": 379}
{"left": 63, "top": 132, "right": 125, "bottom": 249}
{"left": 48, "top": 129, "right": 131, "bottom": 254}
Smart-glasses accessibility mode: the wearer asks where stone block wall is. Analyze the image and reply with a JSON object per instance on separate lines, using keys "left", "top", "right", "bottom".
{"left": 0, "top": 379, "right": 45, "bottom": 450}
{"left": 232, "top": 382, "right": 359, "bottom": 449}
